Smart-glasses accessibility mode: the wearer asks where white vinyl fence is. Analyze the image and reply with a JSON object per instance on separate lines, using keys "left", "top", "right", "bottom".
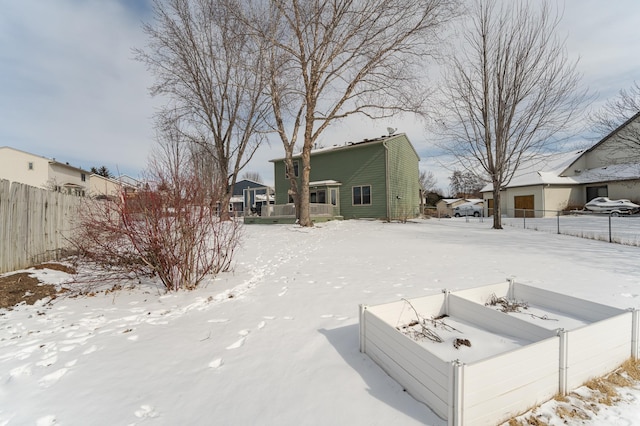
{"left": 359, "top": 280, "right": 639, "bottom": 426}
{"left": 0, "top": 179, "right": 80, "bottom": 273}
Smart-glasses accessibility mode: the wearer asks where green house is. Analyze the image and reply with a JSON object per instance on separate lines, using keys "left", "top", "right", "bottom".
{"left": 270, "top": 133, "right": 420, "bottom": 221}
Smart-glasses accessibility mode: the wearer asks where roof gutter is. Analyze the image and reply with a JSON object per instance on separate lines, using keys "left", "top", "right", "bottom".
{"left": 383, "top": 140, "right": 390, "bottom": 220}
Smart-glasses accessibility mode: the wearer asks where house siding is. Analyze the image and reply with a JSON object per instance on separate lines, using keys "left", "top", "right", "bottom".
{"left": 544, "top": 186, "right": 580, "bottom": 212}
{"left": 0, "top": 147, "right": 49, "bottom": 188}
{"left": 385, "top": 136, "right": 420, "bottom": 219}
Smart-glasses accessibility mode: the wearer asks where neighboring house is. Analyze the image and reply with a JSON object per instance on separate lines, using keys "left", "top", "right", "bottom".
{"left": 0, "top": 146, "right": 89, "bottom": 196}
{"left": 269, "top": 133, "right": 420, "bottom": 221}
{"left": 481, "top": 112, "right": 640, "bottom": 217}
{"left": 435, "top": 198, "right": 467, "bottom": 217}
{"left": 0, "top": 146, "right": 138, "bottom": 198}
{"left": 230, "top": 179, "right": 274, "bottom": 215}
{"left": 89, "top": 174, "right": 139, "bottom": 199}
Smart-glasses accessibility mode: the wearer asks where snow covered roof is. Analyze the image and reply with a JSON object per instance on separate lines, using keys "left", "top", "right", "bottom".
{"left": 482, "top": 148, "right": 640, "bottom": 192}
{"left": 481, "top": 150, "right": 586, "bottom": 191}
{"left": 269, "top": 133, "right": 415, "bottom": 162}
{"left": 439, "top": 198, "right": 463, "bottom": 205}
{"left": 571, "top": 163, "right": 640, "bottom": 184}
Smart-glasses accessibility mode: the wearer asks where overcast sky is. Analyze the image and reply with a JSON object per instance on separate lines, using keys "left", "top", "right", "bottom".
{"left": 1, "top": 1, "right": 638, "bottom": 192}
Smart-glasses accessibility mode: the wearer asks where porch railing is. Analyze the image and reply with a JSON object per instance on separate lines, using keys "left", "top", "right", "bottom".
{"left": 261, "top": 203, "right": 334, "bottom": 217}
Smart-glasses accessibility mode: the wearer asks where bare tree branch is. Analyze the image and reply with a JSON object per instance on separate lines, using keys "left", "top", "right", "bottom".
{"left": 589, "top": 81, "right": 640, "bottom": 164}
{"left": 136, "top": 0, "right": 271, "bottom": 220}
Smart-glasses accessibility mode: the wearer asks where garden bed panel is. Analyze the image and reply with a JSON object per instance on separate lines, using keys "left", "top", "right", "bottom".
{"left": 448, "top": 294, "right": 557, "bottom": 342}
{"left": 565, "top": 312, "right": 633, "bottom": 389}
{"left": 462, "top": 339, "right": 560, "bottom": 426}
{"left": 511, "top": 282, "right": 625, "bottom": 322}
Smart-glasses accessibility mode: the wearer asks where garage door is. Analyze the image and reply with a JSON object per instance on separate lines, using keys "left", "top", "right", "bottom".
{"left": 514, "top": 195, "right": 534, "bottom": 218}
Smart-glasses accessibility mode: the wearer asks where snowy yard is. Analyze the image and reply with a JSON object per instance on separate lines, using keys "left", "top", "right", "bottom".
{"left": 2, "top": 219, "right": 640, "bottom": 425}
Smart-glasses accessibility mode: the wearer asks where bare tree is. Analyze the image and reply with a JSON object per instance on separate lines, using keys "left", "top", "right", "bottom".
{"left": 589, "top": 81, "right": 640, "bottom": 162}
{"left": 241, "top": 171, "right": 263, "bottom": 183}
{"left": 71, "top": 125, "right": 242, "bottom": 292}
{"left": 420, "top": 170, "right": 438, "bottom": 194}
{"left": 438, "top": 0, "right": 588, "bottom": 229}
{"left": 448, "top": 170, "right": 484, "bottom": 198}
{"left": 136, "top": 0, "right": 271, "bottom": 220}
{"left": 419, "top": 170, "right": 438, "bottom": 213}
{"left": 245, "top": 0, "right": 459, "bottom": 226}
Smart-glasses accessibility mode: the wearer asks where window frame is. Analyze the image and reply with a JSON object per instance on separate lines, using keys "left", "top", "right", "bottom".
{"left": 285, "top": 160, "right": 299, "bottom": 179}
{"left": 352, "top": 185, "right": 372, "bottom": 206}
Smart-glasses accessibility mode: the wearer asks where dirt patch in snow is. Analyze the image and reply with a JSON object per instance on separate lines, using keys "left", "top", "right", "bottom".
{"left": 0, "top": 263, "right": 76, "bottom": 310}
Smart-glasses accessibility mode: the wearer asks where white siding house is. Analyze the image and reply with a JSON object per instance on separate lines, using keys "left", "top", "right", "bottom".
{"left": 482, "top": 113, "right": 640, "bottom": 217}
{"left": 0, "top": 146, "right": 90, "bottom": 196}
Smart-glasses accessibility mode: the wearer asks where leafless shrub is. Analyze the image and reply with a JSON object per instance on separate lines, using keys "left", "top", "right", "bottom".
{"left": 397, "top": 299, "right": 467, "bottom": 344}
{"left": 70, "top": 141, "right": 242, "bottom": 292}
{"left": 486, "top": 293, "right": 529, "bottom": 313}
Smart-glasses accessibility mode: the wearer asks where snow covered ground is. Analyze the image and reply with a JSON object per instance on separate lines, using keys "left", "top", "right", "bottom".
{"left": 2, "top": 218, "right": 640, "bottom": 425}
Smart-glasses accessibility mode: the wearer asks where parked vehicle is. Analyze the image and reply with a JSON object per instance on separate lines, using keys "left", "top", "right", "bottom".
{"left": 584, "top": 197, "right": 640, "bottom": 215}
{"left": 453, "top": 202, "right": 484, "bottom": 217}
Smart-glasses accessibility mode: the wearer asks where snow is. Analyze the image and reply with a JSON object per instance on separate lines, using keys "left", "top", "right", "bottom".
{"left": 2, "top": 218, "right": 640, "bottom": 425}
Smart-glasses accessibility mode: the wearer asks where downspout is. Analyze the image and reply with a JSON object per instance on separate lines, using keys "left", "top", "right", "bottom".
{"left": 383, "top": 141, "right": 390, "bottom": 220}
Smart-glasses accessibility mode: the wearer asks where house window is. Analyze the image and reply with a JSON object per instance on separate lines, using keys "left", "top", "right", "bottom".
{"left": 330, "top": 188, "right": 337, "bottom": 206}
{"left": 81, "top": 173, "right": 86, "bottom": 182}
{"left": 28, "top": 162, "right": 34, "bottom": 170}
{"left": 352, "top": 185, "right": 371, "bottom": 205}
{"left": 285, "top": 161, "right": 299, "bottom": 178}
{"left": 310, "top": 189, "right": 326, "bottom": 204}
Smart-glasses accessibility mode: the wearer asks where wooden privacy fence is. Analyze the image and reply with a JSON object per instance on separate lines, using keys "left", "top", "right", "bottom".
{"left": 0, "top": 179, "right": 81, "bottom": 273}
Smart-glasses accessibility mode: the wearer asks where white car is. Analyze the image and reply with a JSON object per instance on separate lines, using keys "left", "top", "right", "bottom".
{"left": 453, "top": 202, "right": 484, "bottom": 217}
{"left": 584, "top": 197, "right": 640, "bottom": 215}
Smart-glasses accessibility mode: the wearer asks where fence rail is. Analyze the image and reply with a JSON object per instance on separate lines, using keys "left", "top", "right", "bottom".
{"left": 502, "top": 208, "right": 640, "bottom": 246}
{"left": 0, "top": 179, "right": 80, "bottom": 273}
{"left": 449, "top": 207, "right": 640, "bottom": 247}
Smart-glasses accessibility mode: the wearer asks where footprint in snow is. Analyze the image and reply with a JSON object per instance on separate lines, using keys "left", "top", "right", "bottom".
{"left": 278, "top": 287, "right": 288, "bottom": 297}
{"left": 82, "top": 345, "right": 98, "bottom": 355}
{"left": 209, "top": 358, "right": 223, "bottom": 369}
{"left": 134, "top": 405, "right": 158, "bottom": 419}
{"left": 39, "top": 368, "right": 68, "bottom": 388}
{"left": 36, "top": 415, "right": 57, "bottom": 426}
{"left": 321, "top": 314, "right": 334, "bottom": 318}
{"left": 226, "top": 330, "right": 250, "bottom": 350}
{"left": 37, "top": 353, "right": 58, "bottom": 367}
{"left": 257, "top": 321, "right": 266, "bottom": 329}
{"left": 9, "top": 363, "right": 32, "bottom": 378}
{"left": 207, "top": 318, "right": 230, "bottom": 323}
{"left": 226, "top": 338, "right": 245, "bottom": 350}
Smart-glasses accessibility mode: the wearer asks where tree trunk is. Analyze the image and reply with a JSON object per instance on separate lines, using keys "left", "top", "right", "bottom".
{"left": 492, "top": 184, "right": 502, "bottom": 229}
{"left": 298, "top": 147, "right": 313, "bottom": 227}
{"left": 219, "top": 191, "right": 232, "bottom": 221}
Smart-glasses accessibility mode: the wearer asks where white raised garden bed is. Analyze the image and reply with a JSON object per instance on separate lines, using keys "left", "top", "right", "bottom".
{"left": 359, "top": 280, "right": 640, "bottom": 426}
